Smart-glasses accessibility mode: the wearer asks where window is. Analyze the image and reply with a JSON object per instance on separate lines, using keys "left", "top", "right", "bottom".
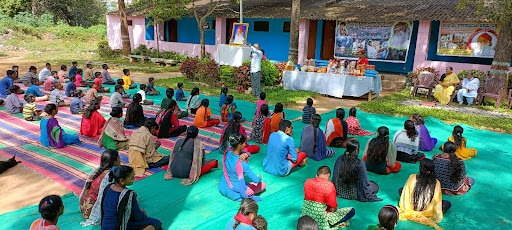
{"left": 127, "top": 20, "right": 133, "bottom": 26}
{"left": 212, "top": 20, "right": 216, "bottom": 30}
{"left": 254, "top": 21, "right": 270, "bottom": 32}
{"left": 283, "top": 22, "right": 290, "bottom": 32}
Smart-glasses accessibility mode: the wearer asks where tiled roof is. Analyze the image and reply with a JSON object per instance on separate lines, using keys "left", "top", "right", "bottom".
{"left": 109, "top": 0, "right": 483, "bottom": 22}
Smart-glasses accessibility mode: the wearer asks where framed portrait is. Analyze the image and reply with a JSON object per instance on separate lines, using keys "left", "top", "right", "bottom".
{"left": 230, "top": 23, "right": 249, "bottom": 46}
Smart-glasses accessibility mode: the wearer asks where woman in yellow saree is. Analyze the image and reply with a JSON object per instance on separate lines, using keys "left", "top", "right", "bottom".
{"left": 434, "top": 67, "right": 460, "bottom": 105}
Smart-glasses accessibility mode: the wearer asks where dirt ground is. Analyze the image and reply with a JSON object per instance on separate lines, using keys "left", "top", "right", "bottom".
{"left": 0, "top": 54, "right": 386, "bottom": 215}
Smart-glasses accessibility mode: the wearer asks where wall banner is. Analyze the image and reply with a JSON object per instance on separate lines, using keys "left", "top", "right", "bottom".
{"left": 334, "top": 21, "right": 413, "bottom": 63}
{"left": 437, "top": 21, "right": 500, "bottom": 58}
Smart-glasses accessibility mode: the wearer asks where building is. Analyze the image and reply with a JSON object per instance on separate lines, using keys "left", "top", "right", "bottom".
{"left": 107, "top": 0, "right": 505, "bottom": 74}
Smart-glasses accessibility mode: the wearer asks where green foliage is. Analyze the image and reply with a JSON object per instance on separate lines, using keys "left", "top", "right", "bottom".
{"left": 458, "top": 69, "right": 487, "bottom": 80}
{"left": 97, "top": 40, "right": 122, "bottom": 58}
{"left": 0, "top": 0, "right": 30, "bottom": 17}
{"left": 197, "top": 59, "right": 221, "bottom": 84}
{"left": 261, "top": 60, "right": 280, "bottom": 86}
{"left": 220, "top": 65, "right": 237, "bottom": 87}
{"left": 458, "top": 0, "right": 512, "bottom": 22}
{"left": 13, "top": 12, "right": 38, "bottom": 26}
{"left": 132, "top": 44, "right": 152, "bottom": 56}
{"left": 160, "top": 51, "right": 189, "bottom": 62}
{"left": 134, "top": 0, "right": 189, "bottom": 25}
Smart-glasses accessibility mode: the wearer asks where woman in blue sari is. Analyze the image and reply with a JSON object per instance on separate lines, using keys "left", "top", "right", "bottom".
{"left": 40, "top": 103, "right": 81, "bottom": 148}
{"left": 299, "top": 114, "right": 335, "bottom": 161}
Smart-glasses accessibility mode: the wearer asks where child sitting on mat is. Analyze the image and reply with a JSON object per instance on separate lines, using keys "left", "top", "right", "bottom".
{"left": 270, "top": 103, "right": 285, "bottom": 133}
{"left": 302, "top": 98, "right": 316, "bottom": 124}
{"left": 219, "top": 86, "right": 228, "bottom": 107}
{"left": 221, "top": 95, "right": 239, "bottom": 122}
{"left": 255, "top": 92, "right": 267, "bottom": 116}
{"left": 176, "top": 82, "right": 187, "bottom": 101}
{"left": 23, "top": 94, "right": 42, "bottom": 121}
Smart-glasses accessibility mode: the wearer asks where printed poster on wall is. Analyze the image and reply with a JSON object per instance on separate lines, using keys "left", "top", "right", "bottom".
{"left": 334, "top": 21, "right": 413, "bottom": 63}
{"left": 437, "top": 21, "right": 500, "bottom": 58}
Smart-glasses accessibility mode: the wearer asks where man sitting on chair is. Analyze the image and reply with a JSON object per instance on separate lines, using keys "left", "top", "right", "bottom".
{"left": 457, "top": 71, "right": 479, "bottom": 105}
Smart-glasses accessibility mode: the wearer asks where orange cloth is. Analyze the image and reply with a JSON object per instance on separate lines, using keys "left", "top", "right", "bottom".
{"left": 325, "top": 118, "right": 344, "bottom": 146}
{"left": 270, "top": 112, "right": 285, "bottom": 133}
{"left": 80, "top": 111, "right": 106, "bottom": 138}
{"left": 193, "top": 106, "right": 212, "bottom": 128}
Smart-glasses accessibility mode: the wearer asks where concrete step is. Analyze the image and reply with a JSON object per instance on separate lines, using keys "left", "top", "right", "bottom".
{"left": 381, "top": 74, "right": 407, "bottom": 82}
{"left": 382, "top": 80, "right": 406, "bottom": 90}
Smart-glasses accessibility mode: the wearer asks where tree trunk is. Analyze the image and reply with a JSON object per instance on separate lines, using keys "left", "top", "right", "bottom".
{"left": 31, "top": 0, "right": 39, "bottom": 16}
{"left": 288, "top": 0, "right": 300, "bottom": 63}
{"left": 155, "top": 21, "right": 160, "bottom": 58}
{"left": 489, "top": 20, "right": 512, "bottom": 99}
{"left": 118, "top": 0, "right": 131, "bottom": 56}
{"left": 200, "top": 18, "right": 206, "bottom": 59}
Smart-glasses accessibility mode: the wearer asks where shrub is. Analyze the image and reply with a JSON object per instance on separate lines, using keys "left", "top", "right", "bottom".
{"left": 160, "top": 51, "right": 189, "bottom": 62}
{"left": 39, "top": 14, "right": 55, "bottom": 27}
{"left": 261, "top": 60, "right": 280, "bottom": 86}
{"left": 13, "top": 12, "right": 38, "bottom": 27}
{"left": 96, "top": 40, "right": 121, "bottom": 58}
{"left": 274, "top": 62, "right": 287, "bottom": 82}
{"left": 220, "top": 65, "right": 237, "bottom": 87}
{"left": 132, "top": 44, "right": 151, "bottom": 56}
{"left": 458, "top": 69, "right": 487, "bottom": 80}
{"left": 407, "top": 67, "right": 439, "bottom": 85}
{"left": 197, "top": 59, "right": 221, "bottom": 85}
{"left": 234, "top": 63, "right": 251, "bottom": 89}
{"left": 180, "top": 59, "right": 200, "bottom": 79}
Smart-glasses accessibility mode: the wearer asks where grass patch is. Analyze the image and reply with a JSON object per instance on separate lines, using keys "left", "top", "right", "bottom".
{"left": 359, "top": 90, "right": 512, "bottom": 133}
{"left": 155, "top": 77, "right": 318, "bottom": 105}
{"left": 0, "top": 52, "right": 8, "bottom": 57}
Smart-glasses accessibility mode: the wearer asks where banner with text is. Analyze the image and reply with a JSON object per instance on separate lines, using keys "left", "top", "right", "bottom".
{"left": 334, "top": 21, "right": 413, "bottom": 63}
{"left": 437, "top": 21, "right": 500, "bottom": 58}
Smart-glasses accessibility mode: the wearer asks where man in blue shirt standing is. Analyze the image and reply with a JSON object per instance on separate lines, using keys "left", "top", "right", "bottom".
{"left": 0, "top": 70, "right": 16, "bottom": 96}
{"left": 263, "top": 120, "right": 308, "bottom": 176}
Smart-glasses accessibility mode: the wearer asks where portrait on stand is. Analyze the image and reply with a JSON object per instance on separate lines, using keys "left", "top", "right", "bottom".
{"left": 230, "top": 23, "right": 249, "bottom": 46}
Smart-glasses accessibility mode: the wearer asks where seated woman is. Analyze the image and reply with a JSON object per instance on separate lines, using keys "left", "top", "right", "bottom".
{"left": 30, "top": 195, "right": 64, "bottom": 230}
{"left": 80, "top": 99, "right": 106, "bottom": 138}
{"left": 124, "top": 93, "right": 146, "bottom": 128}
{"left": 433, "top": 141, "right": 475, "bottom": 195}
{"left": 128, "top": 119, "right": 169, "bottom": 177}
{"left": 193, "top": 99, "right": 220, "bottom": 128}
{"left": 219, "top": 133, "right": 266, "bottom": 201}
{"left": 220, "top": 111, "right": 260, "bottom": 154}
{"left": 392, "top": 120, "right": 426, "bottom": 163}
{"left": 40, "top": 103, "right": 81, "bottom": 148}
{"left": 225, "top": 198, "right": 259, "bottom": 230}
{"left": 160, "top": 88, "right": 188, "bottom": 118}
{"left": 448, "top": 125, "right": 477, "bottom": 160}
{"left": 98, "top": 107, "right": 129, "bottom": 150}
{"left": 433, "top": 67, "right": 460, "bottom": 105}
{"left": 186, "top": 87, "right": 201, "bottom": 114}
{"left": 156, "top": 99, "right": 187, "bottom": 138}
{"left": 101, "top": 165, "right": 162, "bottom": 230}
{"left": 345, "top": 107, "right": 373, "bottom": 136}
{"left": 411, "top": 114, "right": 437, "bottom": 151}
{"left": 270, "top": 103, "right": 285, "bottom": 133}
{"left": 332, "top": 139, "right": 382, "bottom": 202}
{"left": 363, "top": 126, "right": 401, "bottom": 175}
{"left": 250, "top": 104, "right": 271, "bottom": 144}
{"left": 80, "top": 150, "right": 120, "bottom": 225}
{"left": 299, "top": 114, "right": 335, "bottom": 161}
{"left": 367, "top": 205, "right": 400, "bottom": 230}
{"left": 164, "top": 126, "right": 219, "bottom": 185}
{"left": 399, "top": 159, "right": 451, "bottom": 230}
{"left": 325, "top": 108, "right": 353, "bottom": 148}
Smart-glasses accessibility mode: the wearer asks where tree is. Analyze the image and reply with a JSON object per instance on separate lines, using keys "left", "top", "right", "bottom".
{"left": 288, "top": 0, "right": 300, "bottom": 63}
{"left": 118, "top": 0, "right": 131, "bottom": 56}
{"left": 133, "top": 0, "right": 189, "bottom": 57}
{"left": 459, "top": 0, "right": 512, "bottom": 95}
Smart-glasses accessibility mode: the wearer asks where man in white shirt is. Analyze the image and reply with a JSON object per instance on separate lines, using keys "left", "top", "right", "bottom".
{"left": 457, "top": 71, "right": 480, "bottom": 105}
{"left": 250, "top": 43, "right": 263, "bottom": 97}
{"left": 39, "top": 63, "right": 52, "bottom": 82}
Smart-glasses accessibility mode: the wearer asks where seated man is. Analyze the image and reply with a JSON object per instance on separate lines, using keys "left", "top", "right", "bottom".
{"left": 433, "top": 67, "right": 460, "bottom": 105}
{"left": 263, "top": 120, "right": 307, "bottom": 176}
{"left": 457, "top": 71, "right": 480, "bottom": 105}
{"left": 301, "top": 166, "right": 355, "bottom": 230}
{"left": 128, "top": 119, "right": 169, "bottom": 177}
{"left": 21, "top": 66, "right": 38, "bottom": 87}
{"left": 26, "top": 78, "right": 49, "bottom": 101}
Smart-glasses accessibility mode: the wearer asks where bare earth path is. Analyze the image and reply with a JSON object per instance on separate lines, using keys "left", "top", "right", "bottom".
{"left": 0, "top": 55, "right": 373, "bottom": 214}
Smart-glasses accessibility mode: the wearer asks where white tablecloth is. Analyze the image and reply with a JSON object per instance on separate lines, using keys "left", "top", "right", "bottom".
{"left": 282, "top": 71, "right": 382, "bottom": 98}
{"left": 215, "top": 44, "right": 252, "bottom": 67}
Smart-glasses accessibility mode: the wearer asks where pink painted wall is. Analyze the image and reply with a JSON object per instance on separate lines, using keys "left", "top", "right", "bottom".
{"left": 215, "top": 17, "right": 226, "bottom": 45}
{"left": 106, "top": 15, "right": 217, "bottom": 57}
{"left": 298, "top": 19, "right": 309, "bottom": 65}
{"left": 413, "top": 20, "right": 512, "bottom": 73}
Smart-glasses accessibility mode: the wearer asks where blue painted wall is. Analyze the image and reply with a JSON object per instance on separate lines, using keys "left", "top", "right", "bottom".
{"left": 242, "top": 18, "right": 291, "bottom": 61}
{"left": 313, "top": 20, "right": 419, "bottom": 74}
{"left": 176, "top": 18, "right": 216, "bottom": 45}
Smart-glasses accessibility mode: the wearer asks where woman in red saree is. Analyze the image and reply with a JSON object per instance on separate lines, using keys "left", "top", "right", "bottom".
{"left": 80, "top": 99, "right": 106, "bottom": 138}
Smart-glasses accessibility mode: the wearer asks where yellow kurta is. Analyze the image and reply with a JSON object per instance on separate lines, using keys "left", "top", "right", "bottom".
{"left": 399, "top": 175, "right": 444, "bottom": 230}
{"left": 434, "top": 73, "right": 459, "bottom": 105}
{"left": 448, "top": 136, "right": 477, "bottom": 160}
